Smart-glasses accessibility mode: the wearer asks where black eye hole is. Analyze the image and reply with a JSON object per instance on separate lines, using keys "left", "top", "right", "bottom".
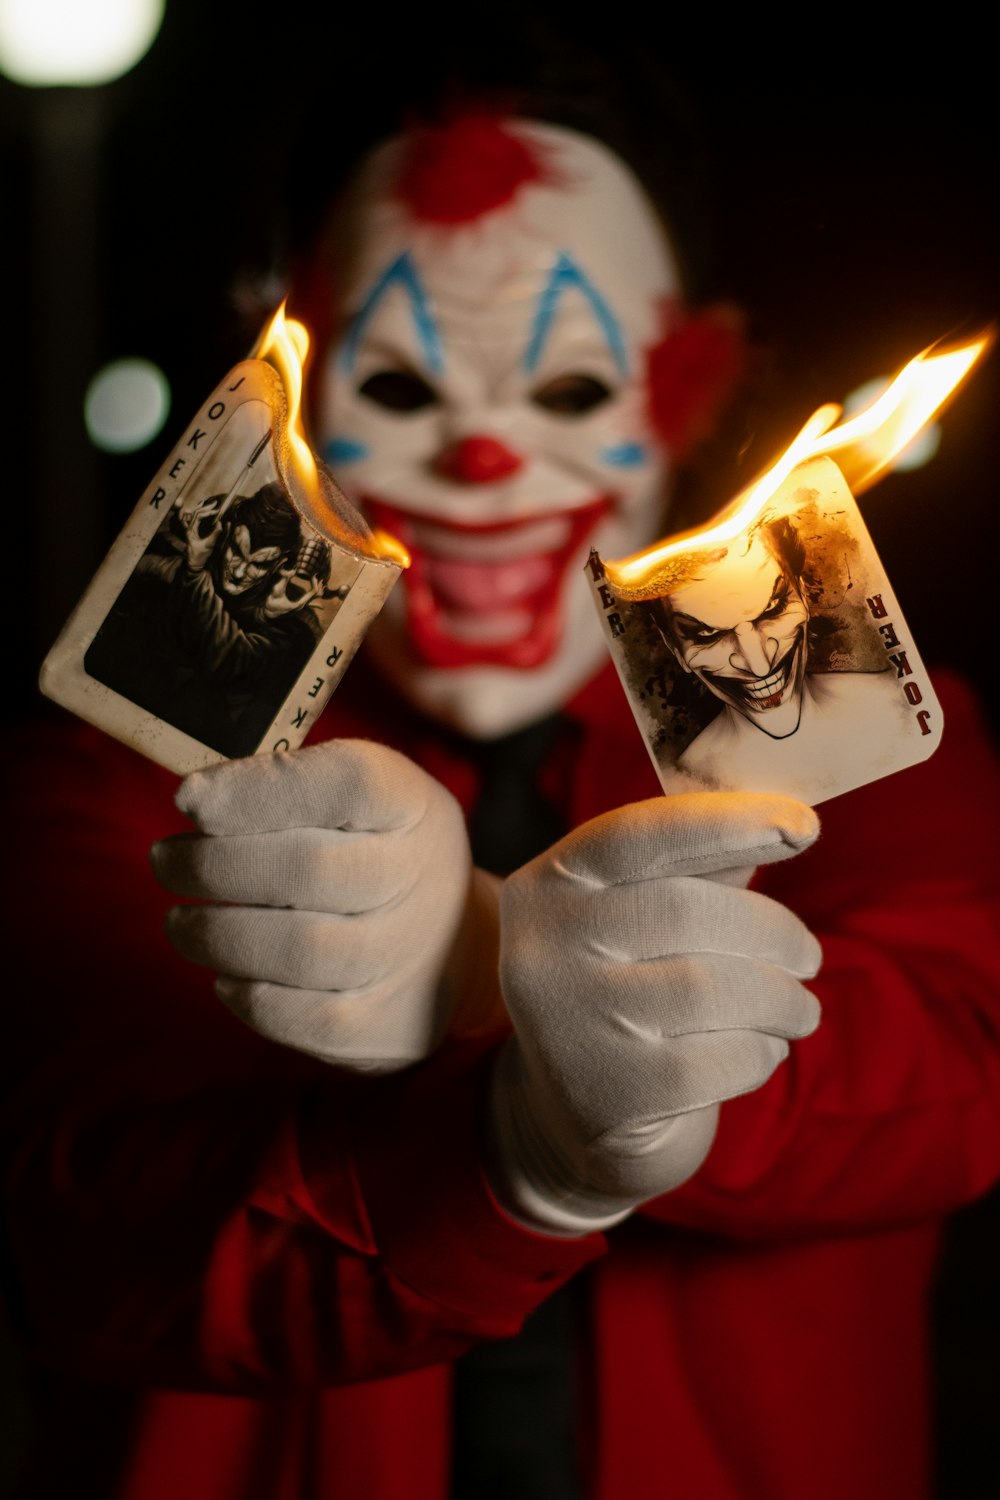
{"left": 358, "top": 369, "right": 439, "bottom": 412}
{"left": 531, "top": 372, "right": 613, "bottom": 416}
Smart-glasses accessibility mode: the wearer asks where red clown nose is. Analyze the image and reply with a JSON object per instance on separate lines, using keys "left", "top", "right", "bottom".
{"left": 433, "top": 435, "right": 525, "bottom": 484}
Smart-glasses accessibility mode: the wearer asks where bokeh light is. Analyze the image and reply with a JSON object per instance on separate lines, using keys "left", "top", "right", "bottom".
{"left": 84, "top": 357, "right": 171, "bottom": 453}
{"left": 843, "top": 377, "right": 941, "bottom": 473}
{"left": 0, "top": 0, "right": 164, "bottom": 86}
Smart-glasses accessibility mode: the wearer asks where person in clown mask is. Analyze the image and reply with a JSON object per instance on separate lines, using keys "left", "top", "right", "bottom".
{"left": 6, "top": 103, "right": 1000, "bottom": 1500}
{"left": 313, "top": 116, "right": 705, "bottom": 739}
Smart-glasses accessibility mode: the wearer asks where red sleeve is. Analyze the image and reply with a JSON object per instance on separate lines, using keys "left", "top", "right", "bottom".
{"left": 1, "top": 714, "right": 601, "bottom": 1393}
{"left": 644, "top": 671, "right": 1000, "bottom": 1238}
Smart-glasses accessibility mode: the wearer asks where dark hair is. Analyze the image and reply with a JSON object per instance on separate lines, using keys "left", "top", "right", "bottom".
{"left": 226, "top": 483, "right": 301, "bottom": 562}
{"left": 279, "top": 19, "right": 719, "bottom": 304}
{"left": 649, "top": 511, "right": 806, "bottom": 651}
{"left": 757, "top": 514, "right": 807, "bottom": 583}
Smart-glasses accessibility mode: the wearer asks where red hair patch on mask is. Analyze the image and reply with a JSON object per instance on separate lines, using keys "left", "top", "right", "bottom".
{"left": 394, "top": 116, "right": 552, "bottom": 225}
{"left": 646, "top": 302, "right": 748, "bottom": 459}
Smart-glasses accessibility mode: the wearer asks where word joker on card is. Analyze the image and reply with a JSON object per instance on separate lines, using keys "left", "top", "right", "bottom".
{"left": 41, "top": 307, "right": 406, "bottom": 775}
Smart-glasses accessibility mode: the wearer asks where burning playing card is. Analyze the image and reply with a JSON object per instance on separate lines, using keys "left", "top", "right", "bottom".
{"left": 589, "top": 333, "right": 990, "bottom": 805}
{"left": 40, "top": 305, "right": 408, "bottom": 774}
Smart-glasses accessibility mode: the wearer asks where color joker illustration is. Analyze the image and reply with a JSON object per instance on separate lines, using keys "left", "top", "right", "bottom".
{"left": 591, "top": 456, "right": 941, "bottom": 804}
{"left": 646, "top": 508, "right": 915, "bottom": 801}
{"left": 313, "top": 116, "right": 741, "bottom": 736}
{"left": 662, "top": 518, "right": 812, "bottom": 740}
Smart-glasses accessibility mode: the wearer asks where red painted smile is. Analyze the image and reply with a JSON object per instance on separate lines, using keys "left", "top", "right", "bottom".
{"left": 365, "top": 495, "right": 613, "bottom": 669}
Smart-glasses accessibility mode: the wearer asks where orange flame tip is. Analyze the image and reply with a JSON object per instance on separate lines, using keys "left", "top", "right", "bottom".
{"left": 608, "top": 329, "right": 993, "bottom": 596}
{"left": 371, "top": 528, "right": 411, "bottom": 569}
{"left": 251, "top": 300, "right": 321, "bottom": 506}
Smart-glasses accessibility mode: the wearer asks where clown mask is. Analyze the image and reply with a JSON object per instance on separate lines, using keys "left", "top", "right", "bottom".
{"left": 316, "top": 117, "right": 687, "bottom": 737}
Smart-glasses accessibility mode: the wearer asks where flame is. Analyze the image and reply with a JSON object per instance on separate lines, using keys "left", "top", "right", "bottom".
{"left": 608, "top": 330, "right": 992, "bottom": 597}
{"left": 371, "top": 527, "right": 411, "bottom": 568}
{"left": 251, "top": 301, "right": 409, "bottom": 568}
{"left": 251, "top": 300, "right": 320, "bottom": 505}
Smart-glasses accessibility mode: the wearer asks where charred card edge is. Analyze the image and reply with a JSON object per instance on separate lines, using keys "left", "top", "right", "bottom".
{"left": 39, "top": 359, "right": 402, "bottom": 775}
{"left": 587, "top": 455, "right": 943, "bottom": 807}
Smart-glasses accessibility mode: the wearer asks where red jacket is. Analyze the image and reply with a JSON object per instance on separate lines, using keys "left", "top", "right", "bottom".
{"left": 4, "top": 660, "right": 1000, "bottom": 1499}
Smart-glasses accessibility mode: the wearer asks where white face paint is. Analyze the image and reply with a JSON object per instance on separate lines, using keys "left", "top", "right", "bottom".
{"left": 317, "top": 121, "right": 681, "bottom": 736}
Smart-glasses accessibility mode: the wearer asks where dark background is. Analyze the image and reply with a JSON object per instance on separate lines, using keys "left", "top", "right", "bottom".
{"left": 3, "top": 10, "right": 997, "bottom": 715}
{"left": 2, "top": 5, "right": 998, "bottom": 1493}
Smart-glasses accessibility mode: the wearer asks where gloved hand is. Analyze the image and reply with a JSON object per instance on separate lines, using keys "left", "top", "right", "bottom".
{"left": 151, "top": 739, "right": 498, "bottom": 1071}
{"left": 487, "top": 792, "right": 823, "bottom": 1235}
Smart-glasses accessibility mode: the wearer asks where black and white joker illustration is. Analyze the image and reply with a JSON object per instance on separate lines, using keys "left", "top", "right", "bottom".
{"left": 84, "top": 480, "right": 336, "bottom": 756}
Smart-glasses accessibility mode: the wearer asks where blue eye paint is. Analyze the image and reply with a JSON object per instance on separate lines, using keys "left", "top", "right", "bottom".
{"left": 524, "top": 252, "right": 628, "bottom": 377}
{"left": 324, "top": 436, "right": 370, "bottom": 465}
{"left": 338, "top": 252, "right": 444, "bottom": 377}
{"left": 602, "top": 441, "right": 648, "bottom": 468}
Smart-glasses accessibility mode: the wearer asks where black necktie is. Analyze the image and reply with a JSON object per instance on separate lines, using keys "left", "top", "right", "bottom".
{"left": 451, "top": 712, "right": 584, "bottom": 1500}
{"left": 465, "top": 712, "right": 568, "bottom": 876}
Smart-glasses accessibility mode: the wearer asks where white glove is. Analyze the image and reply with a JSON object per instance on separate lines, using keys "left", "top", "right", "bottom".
{"left": 487, "top": 792, "right": 823, "bottom": 1235}
{"left": 151, "top": 739, "right": 491, "bottom": 1071}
